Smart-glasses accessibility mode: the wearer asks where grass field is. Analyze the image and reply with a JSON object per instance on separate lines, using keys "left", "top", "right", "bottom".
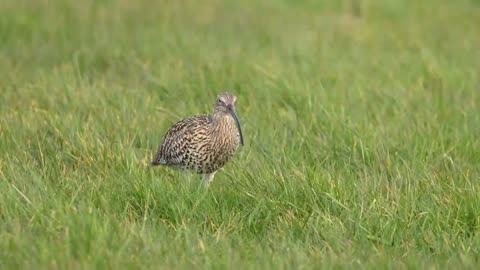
{"left": 1, "top": 0, "right": 480, "bottom": 269}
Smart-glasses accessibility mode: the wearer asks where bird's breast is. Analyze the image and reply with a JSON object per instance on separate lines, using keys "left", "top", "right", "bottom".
{"left": 210, "top": 120, "right": 240, "bottom": 156}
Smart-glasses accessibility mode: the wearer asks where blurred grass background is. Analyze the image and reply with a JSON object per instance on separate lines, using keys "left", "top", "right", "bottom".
{"left": 1, "top": 0, "right": 479, "bottom": 269}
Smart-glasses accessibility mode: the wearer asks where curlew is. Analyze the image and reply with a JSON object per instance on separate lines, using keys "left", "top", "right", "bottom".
{"left": 151, "top": 92, "right": 244, "bottom": 189}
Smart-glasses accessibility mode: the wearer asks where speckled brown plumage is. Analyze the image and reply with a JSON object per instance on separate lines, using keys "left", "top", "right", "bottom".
{"left": 152, "top": 92, "right": 244, "bottom": 188}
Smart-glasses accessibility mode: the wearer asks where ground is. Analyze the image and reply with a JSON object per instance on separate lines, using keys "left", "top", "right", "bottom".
{"left": 1, "top": 0, "right": 479, "bottom": 269}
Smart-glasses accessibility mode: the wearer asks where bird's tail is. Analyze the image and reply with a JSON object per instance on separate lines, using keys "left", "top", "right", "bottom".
{"left": 151, "top": 158, "right": 167, "bottom": 166}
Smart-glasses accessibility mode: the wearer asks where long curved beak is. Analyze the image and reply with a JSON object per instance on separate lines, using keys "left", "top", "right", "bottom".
{"left": 227, "top": 105, "right": 244, "bottom": 146}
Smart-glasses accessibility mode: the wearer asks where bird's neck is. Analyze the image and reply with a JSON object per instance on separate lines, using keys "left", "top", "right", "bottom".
{"left": 212, "top": 112, "right": 236, "bottom": 134}
{"left": 211, "top": 112, "right": 240, "bottom": 147}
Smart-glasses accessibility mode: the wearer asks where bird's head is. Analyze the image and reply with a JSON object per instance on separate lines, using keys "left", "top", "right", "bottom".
{"left": 214, "top": 92, "right": 244, "bottom": 145}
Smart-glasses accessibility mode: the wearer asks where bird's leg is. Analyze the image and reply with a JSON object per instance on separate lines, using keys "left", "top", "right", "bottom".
{"left": 203, "top": 171, "right": 217, "bottom": 190}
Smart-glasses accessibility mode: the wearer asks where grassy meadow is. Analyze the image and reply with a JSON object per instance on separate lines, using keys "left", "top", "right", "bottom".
{"left": 1, "top": 0, "right": 480, "bottom": 268}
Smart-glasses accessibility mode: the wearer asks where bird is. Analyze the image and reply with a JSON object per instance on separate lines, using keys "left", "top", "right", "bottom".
{"left": 151, "top": 92, "right": 244, "bottom": 189}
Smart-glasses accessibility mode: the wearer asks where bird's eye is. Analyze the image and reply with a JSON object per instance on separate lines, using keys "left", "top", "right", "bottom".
{"left": 217, "top": 98, "right": 222, "bottom": 103}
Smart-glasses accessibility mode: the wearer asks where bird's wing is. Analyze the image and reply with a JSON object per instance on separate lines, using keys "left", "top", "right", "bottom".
{"left": 152, "top": 115, "right": 211, "bottom": 166}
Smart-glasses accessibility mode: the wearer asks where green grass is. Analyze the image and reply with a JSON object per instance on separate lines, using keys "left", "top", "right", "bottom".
{"left": 1, "top": 0, "right": 480, "bottom": 268}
